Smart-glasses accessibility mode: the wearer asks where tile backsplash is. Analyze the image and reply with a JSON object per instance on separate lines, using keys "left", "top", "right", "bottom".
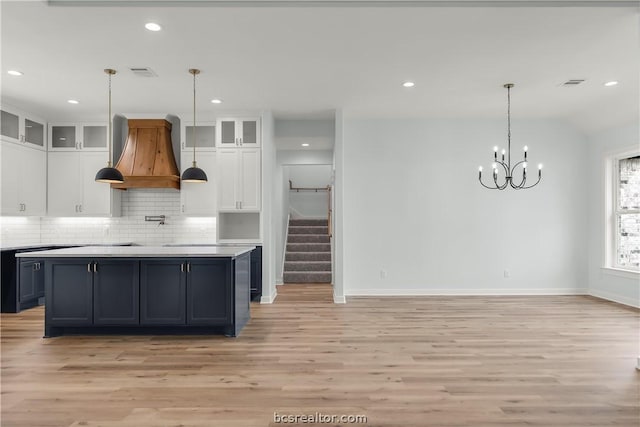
{"left": 1, "top": 189, "right": 216, "bottom": 247}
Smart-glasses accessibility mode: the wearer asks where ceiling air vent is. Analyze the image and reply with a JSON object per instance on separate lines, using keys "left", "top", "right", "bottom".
{"left": 129, "top": 67, "right": 157, "bottom": 77}
{"left": 561, "top": 79, "right": 585, "bottom": 86}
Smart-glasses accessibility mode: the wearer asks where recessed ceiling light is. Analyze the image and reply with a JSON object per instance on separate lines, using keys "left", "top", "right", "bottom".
{"left": 402, "top": 81, "right": 415, "bottom": 88}
{"left": 604, "top": 81, "right": 619, "bottom": 87}
{"left": 301, "top": 143, "right": 310, "bottom": 147}
{"left": 7, "top": 70, "right": 23, "bottom": 76}
{"left": 67, "top": 99, "right": 79, "bottom": 104}
{"left": 211, "top": 99, "right": 222, "bottom": 104}
{"left": 145, "top": 22, "right": 162, "bottom": 32}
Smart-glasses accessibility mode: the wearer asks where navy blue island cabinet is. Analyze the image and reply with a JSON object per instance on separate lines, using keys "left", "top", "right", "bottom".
{"left": 37, "top": 248, "right": 252, "bottom": 338}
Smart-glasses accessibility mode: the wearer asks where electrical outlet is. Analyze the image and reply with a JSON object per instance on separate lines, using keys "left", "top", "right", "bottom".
{"left": 380, "top": 270, "right": 387, "bottom": 279}
{"left": 504, "top": 270, "right": 510, "bottom": 278}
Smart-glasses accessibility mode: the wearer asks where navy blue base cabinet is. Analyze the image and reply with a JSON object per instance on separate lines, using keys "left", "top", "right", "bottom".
{"left": 2, "top": 248, "right": 51, "bottom": 313}
{"left": 44, "top": 254, "right": 251, "bottom": 338}
{"left": 250, "top": 246, "right": 262, "bottom": 302}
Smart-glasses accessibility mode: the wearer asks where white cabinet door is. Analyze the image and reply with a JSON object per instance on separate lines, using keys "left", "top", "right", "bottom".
{"left": 20, "top": 147, "right": 46, "bottom": 215}
{"left": 1, "top": 141, "right": 46, "bottom": 216}
{"left": 217, "top": 119, "right": 237, "bottom": 148}
{"left": 216, "top": 118, "right": 261, "bottom": 148}
{"left": 181, "top": 121, "right": 216, "bottom": 151}
{"left": 47, "top": 152, "right": 81, "bottom": 216}
{"left": 1, "top": 142, "right": 22, "bottom": 215}
{"left": 239, "top": 148, "right": 261, "bottom": 210}
{"left": 180, "top": 151, "right": 217, "bottom": 216}
{"left": 217, "top": 149, "right": 239, "bottom": 211}
{"left": 1, "top": 109, "right": 21, "bottom": 144}
{"left": 48, "top": 151, "right": 120, "bottom": 217}
{"left": 1, "top": 106, "right": 46, "bottom": 151}
{"left": 238, "top": 118, "right": 260, "bottom": 147}
{"left": 81, "top": 152, "right": 112, "bottom": 215}
{"left": 49, "top": 123, "right": 108, "bottom": 151}
{"left": 216, "top": 148, "right": 261, "bottom": 212}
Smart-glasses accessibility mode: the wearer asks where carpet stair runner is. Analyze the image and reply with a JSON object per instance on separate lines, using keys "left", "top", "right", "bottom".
{"left": 284, "top": 219, "right": 332, "bottom": 283}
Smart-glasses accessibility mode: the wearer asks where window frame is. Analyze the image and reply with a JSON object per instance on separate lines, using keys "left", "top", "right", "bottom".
{"left": 608, "top": 149, "right": 640, "bottom": 272}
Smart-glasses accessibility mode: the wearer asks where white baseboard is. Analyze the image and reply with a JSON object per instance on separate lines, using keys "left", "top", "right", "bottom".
{"left": 333, "top": 294, "right": 346, "bottom": 304}
{"left": 260, "top": 290, "right": 278, "bottom": 304}
{"left": 588, "top": 289, "right": 640, "bottom": 308}
{"left": 345, "top": 288, "right": 588, "bottom": 296}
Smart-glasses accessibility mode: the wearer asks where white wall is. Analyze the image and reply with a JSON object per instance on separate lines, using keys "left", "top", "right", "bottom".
{"left": 587, "top": 123, "right": 640, "bottom": 308}
{"left": 342, "top": 118, "right": 588, "bottom": 296}
{"left": 288, "top": 164, "right": 332, "bottom": 219}
{"left": 333, "top": 109, "right": 344, "bottom": 302}
{"left": 261, "top": 111, "right": 277, "bottom": 303}
{"left": 274, "top": 119, "right": 334, "bottom": 150}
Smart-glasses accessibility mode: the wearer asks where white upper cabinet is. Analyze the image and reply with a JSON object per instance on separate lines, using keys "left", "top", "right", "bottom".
{"left": 180, "top": 151, "right": 217, "bottom": 216}
{"left": 181, "top": 120, "right": 216, "bottom": 151}
{"left": 49, "top": 123, "right": 108, "bottom": 151}
{"left": 0, "top": 106, "right": 46, "bottom": 150}
{"left": 216, "top": 118, "right": 260, "bottom": 148}
{"left": 0, "top": 141, "right": 46, "bottom": 216}
{"left": 217, "top": 148, "right": 261, "bottom": 212}
{"left": 47, "top": 151, "right": 121, "bottom": 217}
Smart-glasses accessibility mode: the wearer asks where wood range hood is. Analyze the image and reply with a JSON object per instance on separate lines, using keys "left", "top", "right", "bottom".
{"left": 111, "top": 119, "right": 180, "bottom": 190}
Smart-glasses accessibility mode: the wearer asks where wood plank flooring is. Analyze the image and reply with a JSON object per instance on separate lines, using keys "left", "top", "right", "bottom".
{"left": 1, "top": 284, "right": 639, "bottom": 427}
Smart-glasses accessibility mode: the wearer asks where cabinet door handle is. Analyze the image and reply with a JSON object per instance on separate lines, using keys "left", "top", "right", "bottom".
{"left": 187, "top": 262, "right": 191, "bottom": 273}
{"left": 239, "top": 201, "right": 242, "bottom": 209}
{"left": 93, "top": 262, "right": 97, "bottom": 273}
{"left": 78, "top": 204, "right": 82, "bottom": 213}
{"left": 240, "top": 138, "right": 243, "bottom": 145}
{"left": 181, "top": 263, "right": 184, "bottom": 273}
{"left": 87, "top": 263, "right": 92, "bottom": 272}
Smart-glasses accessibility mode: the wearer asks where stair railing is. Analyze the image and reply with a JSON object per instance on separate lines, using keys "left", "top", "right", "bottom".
{"left": 281, "top": 212, "right": 290, "bottom": 284}
{"left": 327, "top": 185, "right": 332, "bottom": 238}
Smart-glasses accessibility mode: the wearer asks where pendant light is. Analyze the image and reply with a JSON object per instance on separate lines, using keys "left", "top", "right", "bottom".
{"left": 181, "top": 68, "right": 208, "bottom": 183}
{"left": 95, "top": 69, "right": 125, "bottom": 184}
{"left": 478, "top": 83, "right": 543, "bottom": 190}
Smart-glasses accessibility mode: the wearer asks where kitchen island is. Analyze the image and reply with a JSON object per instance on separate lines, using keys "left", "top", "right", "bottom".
{"left": 16, "top": 246, "right": 253, "bottom": 337}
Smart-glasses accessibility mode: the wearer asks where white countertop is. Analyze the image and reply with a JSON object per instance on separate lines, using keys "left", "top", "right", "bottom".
{"left": 16, "top": 245, "right": 254, "bottom": 258}
{"left": 1, "top": 242, "right": 134, "bottom": 252}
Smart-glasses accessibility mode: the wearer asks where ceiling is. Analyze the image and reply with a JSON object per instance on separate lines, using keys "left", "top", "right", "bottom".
{"left": 1, "top": 1, "right": 638, "bottom": 133}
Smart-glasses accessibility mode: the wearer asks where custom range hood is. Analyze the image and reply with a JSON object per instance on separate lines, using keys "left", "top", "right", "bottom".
{"left": 111, "top": 119, "right": 181, "bottom": 190}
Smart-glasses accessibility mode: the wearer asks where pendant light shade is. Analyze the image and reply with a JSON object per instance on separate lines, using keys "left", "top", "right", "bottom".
{"left": 95, "top": 68, "right": 124, "bottom": 184}
{"left": 181, "top": 68, "right": 208, "bottom": 183}
{"left": 181, "top": 162, "right": 208, "bottom": 182}
{"left": 95, "top": 165, "right": 124, "bottom": 183}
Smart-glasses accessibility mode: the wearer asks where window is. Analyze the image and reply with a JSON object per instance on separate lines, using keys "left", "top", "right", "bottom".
{"left": 613, "top": 154, "right": 640, "bottom": 270}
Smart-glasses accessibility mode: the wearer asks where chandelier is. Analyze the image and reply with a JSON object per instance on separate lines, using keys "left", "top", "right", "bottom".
{"left": 478, "top": 83, "right": 543, "bottom": 190}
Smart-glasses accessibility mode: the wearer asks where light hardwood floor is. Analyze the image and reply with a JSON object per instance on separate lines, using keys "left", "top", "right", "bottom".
{"left": 1, "top": 284, "right": 639, "bottom": 427}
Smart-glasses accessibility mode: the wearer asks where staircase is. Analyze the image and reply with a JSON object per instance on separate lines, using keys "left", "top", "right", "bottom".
{"left": 284, "top": 219, "right": 332, "bottom": 283}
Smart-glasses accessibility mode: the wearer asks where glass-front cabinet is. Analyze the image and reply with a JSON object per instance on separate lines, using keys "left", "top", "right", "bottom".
{"left": 216, "top": 118, "right": 260, "bottom": 148}
{"left": 181, "top": 121, "right": 216, "bottom": 151}
{"left": 49, "top": 123, "right": 108, "bottom": 151}
{"left": 0, "top": 106, "right": 46, "bottom": 150}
